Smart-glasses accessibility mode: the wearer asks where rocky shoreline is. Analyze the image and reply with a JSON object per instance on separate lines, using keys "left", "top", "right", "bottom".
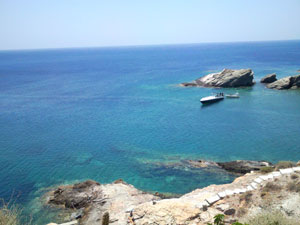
{"left": 186, "top": 159, "right": 271, "bottom": 175}
{"left": 45, "top": 160, "right": 298, "bottom": 225}
{"left": 180, "top": 68, "right": 300, "bottom": 90}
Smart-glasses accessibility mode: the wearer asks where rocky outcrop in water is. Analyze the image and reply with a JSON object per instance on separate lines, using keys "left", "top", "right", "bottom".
{"left": 267, "top": 74, "right": 300, "bottom": 90}
{"left": 216, "top": 160, "right": 271, "bottom": 174}
{"left": 185, "top": 159, "right": 271, "bottom": 174}
{"left": 260, "top": 73, "right": 277, "bottom": 83}
{"left": 181, "top": 69, "right": 254, "bottom": 88}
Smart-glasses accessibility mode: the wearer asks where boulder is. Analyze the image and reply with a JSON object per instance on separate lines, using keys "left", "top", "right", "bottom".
{"left": 180, "top": 69, "right": 254, "bottom": 88}
{"left": 260, "top": 73, "right": 277, "bottom": 83}
{"left": 267, "top": 74, "right": 300, "bottom": 90}
{"left": 217, "top": 160, "right": 271, "bottom": 174}
{"left": 48, "top": 180, "right": 101, "bottom": 209}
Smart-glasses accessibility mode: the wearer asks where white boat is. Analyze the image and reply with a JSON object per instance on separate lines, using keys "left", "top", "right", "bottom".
{"left": 200, "top": 93, "right": 224, "bottom": 104}
{"left": 225, "top": 92, "right": 239, "bottom": 98}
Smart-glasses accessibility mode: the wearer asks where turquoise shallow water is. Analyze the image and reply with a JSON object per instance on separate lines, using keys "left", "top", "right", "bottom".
{"left": 0, "top": 41, "right": 300, "bottom": 223}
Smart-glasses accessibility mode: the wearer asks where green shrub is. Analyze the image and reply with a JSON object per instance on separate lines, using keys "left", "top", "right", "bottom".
{"left": 207, "top": 214, "right": 249, "bottom": 225}
{"left": 260, "top": 166, "right": 274, "bottom": 174}
{"left": 275, "top": 161, "right": 295, "bottom": 170}
{"left": 208, "top": 214, "right": 225, "bottom": 225}
{"left": 246, "top": 211, "right": 300, "bottom": 225}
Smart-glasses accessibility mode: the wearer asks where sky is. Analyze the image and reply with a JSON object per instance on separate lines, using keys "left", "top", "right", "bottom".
{"left": 0, "top": 0, "right": 300, "bottom": 50}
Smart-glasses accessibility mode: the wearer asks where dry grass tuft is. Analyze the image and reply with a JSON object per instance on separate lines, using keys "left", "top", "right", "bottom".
{"left": 275, "top": 161, "right": 295, "bottom": 170}
{"left": 259, "top": 166, "right": 274, "bottom": 174}
{"left": 286, "top": 182, "right": 300, "bottom": 192}
{"left": 239, "top": 191, "right": 252, "bottom": 203}
{"left": 262, "top": 182, "right": 282, "bottom": 192}
{"left": 0, "top": 199, "right": 31, "bottom": 225}
{"left": 246, "top": 211, "right": 300, "bottom": 225}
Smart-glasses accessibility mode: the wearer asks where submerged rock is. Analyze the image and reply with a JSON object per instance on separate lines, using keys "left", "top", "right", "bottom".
{"left": 185, "top": 159, "right": 219, "bottom": 168}
{"left": 260, "top": 73, "right": 277, "bottom": 83}
{"left": 267, "top": 74, "right": 300, "bottom": 90}
{"left": 180, "top": 69, "right": 254, "bottom": 88}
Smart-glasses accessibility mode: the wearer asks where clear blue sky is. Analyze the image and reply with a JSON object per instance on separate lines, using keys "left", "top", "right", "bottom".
{"left": 0, "top": 0, "right": 300, "bottom": 50}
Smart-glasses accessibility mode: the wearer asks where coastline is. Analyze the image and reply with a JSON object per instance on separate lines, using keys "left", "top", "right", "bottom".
{"left": 45, "top": 160, "right": 300, "bottom": 225}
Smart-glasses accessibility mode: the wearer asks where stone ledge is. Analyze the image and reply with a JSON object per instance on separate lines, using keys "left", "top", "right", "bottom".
{"left": 280, "top": 168, "right": 294, "bottom": 174}
{"left": 206, "top": 195, "right": 221, "bottom": 205}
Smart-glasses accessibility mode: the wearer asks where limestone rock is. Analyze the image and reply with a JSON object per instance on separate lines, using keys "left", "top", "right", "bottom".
{"left": 267, "top": 74, "right": 300, "bottom": 90}
{"left": 260, "top": 73, "right": 277, "bottom": 83}
{"left": 181, "top": 69, "right": 254, "bottom": 88}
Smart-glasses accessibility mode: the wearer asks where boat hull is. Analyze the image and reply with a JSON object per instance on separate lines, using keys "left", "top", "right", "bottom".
{"left": 200, "top": 97, "right": 224, "bottom": 104}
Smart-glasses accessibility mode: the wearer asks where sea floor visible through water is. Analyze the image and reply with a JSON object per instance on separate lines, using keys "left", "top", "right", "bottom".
{"left": 0, "top": 40, "right": 300, "bottom": 223}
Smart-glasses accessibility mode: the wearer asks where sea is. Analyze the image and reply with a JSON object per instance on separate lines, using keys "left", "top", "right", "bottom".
{"left": 0, "top": 40, "right": 300, "bottom": 223}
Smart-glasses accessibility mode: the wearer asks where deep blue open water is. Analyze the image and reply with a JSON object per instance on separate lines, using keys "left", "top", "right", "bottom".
{"left": 0, "top": 40, "right": 300, "bottom": 223}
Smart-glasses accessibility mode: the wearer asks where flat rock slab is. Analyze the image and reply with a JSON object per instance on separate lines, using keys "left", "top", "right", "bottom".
{"left": 250, "top": 182, "right": 258, "bottom": 189}
{"left": 280, "top": 168, "right": 294, "bottom": 174}
{"left": 259, "top": 175, "right": 273, "bottom": 181}
{"left": 293, "top": 167, "right": 300, "bottom": 172}
{"left": 246, "top": 185, "right": 254, "bottom": 191}
{"left": 217, "top": 192, "right": 227, "bottom": 198}
{"left": 254, "top": 178, "right": 263, "bottom": 184}
{"left": 60, "top": 221, "right": 78, "bottom": 225}
{"left": 225, "top": 190, "right": 235, "bottom": 196}
{"left": 206, "top": 195, "right": 221, "bottom": 205}
{"left": 196, "top": 201, "right": 209, "bottom": 209}
{"left": 272, "top": 171, "right": 281, "bottom": 177}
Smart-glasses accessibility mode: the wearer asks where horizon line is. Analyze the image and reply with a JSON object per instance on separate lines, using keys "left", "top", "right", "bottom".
{"left": 0, "top": 38, "right": 299, "bottom": 52}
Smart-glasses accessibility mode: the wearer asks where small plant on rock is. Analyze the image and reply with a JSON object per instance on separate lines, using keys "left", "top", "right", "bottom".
{"left": 207, "top": 214, "right": 249, "bottom": 225}
{"left": 208, "top": 214, "right": 225, "bottom": 225}
{"left": 260, "top": 166, "right": 274, "bottom": 174}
